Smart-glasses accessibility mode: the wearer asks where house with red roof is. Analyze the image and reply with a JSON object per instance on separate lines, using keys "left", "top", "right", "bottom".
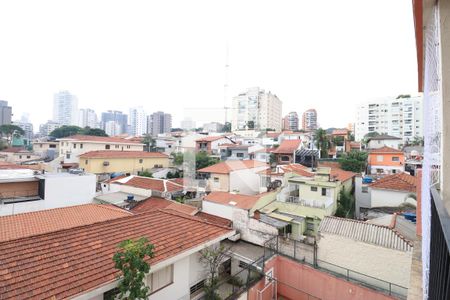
{"left": 195, "top": 135, "right": 235, "bottom": 155}
{"left": 197, "top": 160, "right": 269, "bottom": 195}
{"left": 271, "top": 139, "right": 303, "bottom": 165}
{"left": 367, "top": 146, "right": 405, "bottom": 175}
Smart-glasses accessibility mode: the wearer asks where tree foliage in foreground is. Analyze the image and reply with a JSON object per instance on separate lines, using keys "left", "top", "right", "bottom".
{"left": 113, "top": 237, "right": 155, "bottom": 300}
{"left": 338, "top": 150, "right": 368, "bottom": 173}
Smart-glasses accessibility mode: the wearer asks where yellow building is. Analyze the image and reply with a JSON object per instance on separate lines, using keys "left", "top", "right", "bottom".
{"left": 79, "top": 150, "right": 169, "bottom": 175}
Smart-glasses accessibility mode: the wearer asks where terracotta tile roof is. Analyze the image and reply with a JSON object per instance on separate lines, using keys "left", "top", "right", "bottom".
{"left": 272, "top": 139, "right": 301, "bottom": 154}
{"left": 79, "top": 150, "right": 168, "bottom": 159}
{"left": 280, "top": 164, "right": 314, "bottom": 177}
{"left": 57, "top": 134, "right": 144, "bottom": 144}
{"left": 265, "top": 132, "right": 281, "bottom": 138}
{"left": 104, "top": 174, "right": 128, "bottom": 183}
{"left": 131, "top": 197, "right": 198, "bottom": 215}
{"left": 113, "top": 176, "right": 184, "bottom": 193}
{"left": 331, "top": 129, "right": 349, "bottom": 135}
{"left": 0, "top": 162, "right": 38, "bottom": 170}
{"left": 195, "top": 212, "right": 232, "bottom": 227}
{"left": 369, "top": 173, "right": 417, "bottom": 192}
{"left": 197, "top": 160, "right": 268, "bottom": 174}
{"left": 196, "top": 135, "right": 230, "bottom": 142}
{"left": 0, "top": 147, "right": 26, "bottom": 153}
{"left": 0, "top": 204, "right": 131, "bottom": 242}
{"left": 368, "top": 146, "right": 403, "bottom": 154}
{"left": 319, "top": 216, "right": 413, "bottom": 252}
{"left": 318, "top": 161, "right": 341, "bottom": 169}
{"left": 204, "top": 192, "right": 261, "bottom": 210}
{"left": 253, "top": 147, "right": 277, "bottom": 153}
{"left": 330, "top": 168, "right": 357, "bottom": 182}
{"left": 0, "top": 210, "right": 232, "bottom": 300}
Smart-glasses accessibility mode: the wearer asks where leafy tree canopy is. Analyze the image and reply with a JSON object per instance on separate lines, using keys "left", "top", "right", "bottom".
{"left": 396, "top": 94, "right": 411, "bottom": 99}
{"left": 338, "top": 150, "right": 368, "bottom": 173}
{"left": 113, "top": 238, "right": 155, "bottom": 300}
{"left": 0, "top": 125, "right": 25, "bottom": 146}
{"left": 49, "top": 126, "right": 108, "bottom": 138}
{"left": 196, "top": 151, "right": 219, "bottom": 170}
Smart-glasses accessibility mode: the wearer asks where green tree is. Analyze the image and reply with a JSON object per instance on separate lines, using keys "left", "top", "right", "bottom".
{"left": 139, "top": 170, "right": 153, "bottom": 178}
{"left": 82, "top": 127, "right": 108, "bottom": 136}
{"left": 335, "top": 187, "right": 354, "bottom": 218}
{"left": 314, "top": 128, "right": 330, "bottom": 158}
{"left": 246, "top": 120, "right": 255, "bottom": 130}
{"left": 362, "top": 131, "right": 381, "bottom": 145}
{"left": 171, "top": 152, "right": 184, "bottom": 166}
{"left": 338, "top": 150, "right": 368, "bottom": 173}
{"left": 410, "top": 136, "right": 424, "bottom": 146}
{"left": 196, "top": 151, "right": 219, "bottom": 170}
{"left": 49, "top": 125, "right": 83, "bottom": 138}
{"left": 0, "top": 124, "right": 25, "bottom": 146}
{"left": 142, "top": 135, "right": 156, "bottom": 152}
{"left": 113, "top": 238, "right": 155, "bottom": 300}
{"left": 199, "top": 245, "right": 231, "bottom": 300}
{"left": 222, "top": 122, "right": 231, "bottom": 133}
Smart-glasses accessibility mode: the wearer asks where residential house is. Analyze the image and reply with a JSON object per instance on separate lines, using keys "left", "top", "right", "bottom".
{"left": 261, "top": 166, "right": 356, "bottom": 236}
{"left": 0, "top": 209, "right": 235, "bottom": 300}
{"left": 202, "top": 191, "right": 280, "bottom": 245}
{"left": 195, "top": 135, "right": 235, "bottom": 155}
{"left": 32, "top": 141, "right": 59, "bottom": 160}
{"left": 318, "top": 216, "right": 413, "bottom": 289}
{"left": 355, "top": 173, "right": 418, "bottom": 218}
{"left": 197, "top": 160, "right": 269, "bottom": 195}
{"left": 78, "top": 150, "right": 169, "bottom": 175}
{"left": 154, "top": 136, "right": 179, "bottom": 154}
{"left": 367, "top": 146, "right": 405, "bottom": 175}
{"left": 57, "top": 134, "right": 144, "bottom": 164}
{"left": 0, "top": 147, "right": 41, "bottom": 163}
{"left": 0, "top": 169, "right": 96, "bottom": 216}
{"left": 367, "top": 134, "right": 403, "bottom": 150}
{"left": 272, "top": 139, "right": 302, "bottom": 165}
{"left": 249, "top": 147, "right": 275, "bottom": 163}
{"left": 219, "top": 144, "right": 251, "bottom": 160}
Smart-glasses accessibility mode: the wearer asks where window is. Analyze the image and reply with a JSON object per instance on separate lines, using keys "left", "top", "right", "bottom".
{"left": 127, "top": 145, "right": 131, "bottom": 149}
{"left": 362, "top": 186, "right": 368, "bottom": 193}
{"left": 236, "top": 152, "right": 244, "bottom": 158}
{"left": 105, "top": 145, "right": 110, "bottom": 150}
{"left": 213, "top": 177, "right": 219, "bottom": 183}
{"left": 49, "top": 144, "right": 56, "bottom": 148}
{"left": 376, "top": 155, "right": 383, "bottom": 162}
{"left": 80, "top": 144, "right": 83, "bottom": 149}
{"left": 85, "top": 160, "right": 88, "bottom": 165}
{"left": 281, "top": 155, "right": 290, "bottom": 162}
{"left": 310, "top": 186, "right": 318, "bottom": 192}
{"left": 73, "top": 144, "right": 77, "bottom": 149}
{"left": 321, "top": 188, "right": 327, "bottom": 196}
{"left": 19, "top": 155, "right": 22, "bottom": 159}
{"left": 66, "top": 154, "right": 70, "bottom": 159}
{"left": 26, "top": 155, "right": 31, "bottom": 159}
{"left": 139, "top": 159, "right": 143, "bottom": 163}
{"left": 190, "top": 280, "right": 205, "bottom": 295}
{"left": 115, "top": 145, "right": 119, "bottom": 149}
{"left": 40, "top": 144, "right": 43, "bottom": 148}
{"left": 392, "top": 156, "right": 400, "bottom": 162}
{"left": 148, "top": 265, "right": 173, "bottom": 294}
{"left": 306, "top": 222, "right": 314, "bottom": 231}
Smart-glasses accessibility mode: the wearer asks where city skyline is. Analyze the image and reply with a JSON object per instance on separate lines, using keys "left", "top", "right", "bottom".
{"left": 0, "top": 0, "right": 418, "bottom": 131}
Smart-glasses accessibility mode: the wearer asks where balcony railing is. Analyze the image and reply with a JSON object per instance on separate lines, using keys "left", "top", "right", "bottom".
{"left": 429, "top": 187, "right": 450, "bottom": 299}
{"left": 287, "top": 196, "right": 333, "bottom": 209}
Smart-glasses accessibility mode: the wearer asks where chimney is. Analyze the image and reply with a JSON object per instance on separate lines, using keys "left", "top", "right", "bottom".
{"left": 254, "top": 210, "right": 261, "bottom": 220}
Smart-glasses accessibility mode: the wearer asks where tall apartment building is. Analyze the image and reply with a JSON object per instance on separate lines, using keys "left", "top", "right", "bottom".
{"left": 129, "top": 106, "right": 147, "bottom": 136}
{"left": 14, "top": 121, "right": 34, "bottom": 140}
{"left": 180, "top": 117, "right": 196, "bottom": 130}
{"left": 78, "top": 108, "right": 99, "bottom": 129}
{"left": 302, "top": 109, "right": 318, "bottom": 131}
{"left": 0, "top": 100, "right": 12, "bottom": 125}
{"left": 104, "top": 120, "right": 122, "bottom": 136}
{"left": 147, "top": 111, "right": 172, "bottom": 136}
{"left": 53, "top": 91, "right": 78, "bottom": 126}
{"left": 39, "top": 121, "right": 61, "bottom": 137}
{"left": 231, "top": 87, "right": 282, "bottom": 131}
{"left": 283, "top": 112, "right": 299, "bottom": 131}
{"left": 101, "top": 110, "right": 128, "bottom": 135}
{"left": 355, "top": 95, "right": 423, "bottom": 142}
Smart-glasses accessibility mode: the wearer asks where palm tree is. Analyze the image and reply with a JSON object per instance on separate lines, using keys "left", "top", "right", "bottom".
{"left": 314, "top": 128, "right": 330, "bottom": 158}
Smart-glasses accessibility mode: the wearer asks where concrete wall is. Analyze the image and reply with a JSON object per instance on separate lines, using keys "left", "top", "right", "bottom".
{"left": 317, "top": 233, "right": 412, "bottom": 288}
{"left": 79, "top": 156, "right": 169, "bottom": 174}
{"left": 368, "top": 139, "right": 402, "bottom": 150}
{"left": 355, "top": 176, "right": 371, "bottom": 217}
{"left": 232, "top": 208, "right": 278, "bottom": 246}
{"left": 202, "top": 200, "right": 233, "bottom": 220}
{"left": 43, "top": 174, "right": 96, "bottom": 209}
{"left": 207, "top": 173, "right": 230, "bottom": 192}
{"left": 230, "top": 166, "right": 268, "bottom": 195}
{"left": 371, "top": 188, "right": 416, "bottom": 208}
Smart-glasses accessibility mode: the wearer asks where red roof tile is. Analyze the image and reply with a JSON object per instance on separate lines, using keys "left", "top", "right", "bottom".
{"left": 369, "top": 173, "right": 417, "bottom": 192}
{"left": 0, "top": 204, "right": 131, "bottom": 242}
{"left": 195, "top": 212, "right": 232, "bottom": 227}
{"left": 131, "top": 197, "right": 197, "bottom": 215}
{"left": 196, "top": 135, "right": 230, "bottom": 142}
{"left": 330, "top": 168, "right": 357, "bottom": 182}
{"left": 204, "top": 192, "right": 261, "bottom": 210}
{"left": 115, "top": 176, "right": 184, "bottom": 193}
{"left": 0, "top": 147, "right": 26, "bottom": 153}
{"left": 368, "top": 146, "right": 403, "bottom": 154}
{"left": 0, "top": 162, "right": 39, "bottom": 170}
{"left": 0, "top": 210, "right": 232, "bottom": 300}
{"left": 79, "top": 150, "right": 168, "bottom": 159}
{"left": 57, "top": 134, "right": 144, "bottom": 144}
{"left": 280, "top": 164, "right": 314, "bottom": 177}
{"left": 331, "top": 129, "right": 349, "bottom": 135}
{"left": 197, "top": 160, "right": 268, "bottom": 174}
{"left": 272, "top": 139, "right": 301, "bottom": 154}
{"left": 266, "top": 132, "right": 281, "bottom": 138}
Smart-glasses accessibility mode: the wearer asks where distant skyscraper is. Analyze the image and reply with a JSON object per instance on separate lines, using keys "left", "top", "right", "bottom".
{"left": 101, "top": 110, "right": 128, "bottom": 134}
{"left": 181, "top": 117, "right": 196, "bottom": 130}
{"left": 104, "top": 120, "right": 122, "bottom": 136}
{"left": 203, "top": 122, "right": 224, "bottom": 132}
{"left": 0, "top": 100, "right": 12, "bottom": 125}
{"left": 53, "top": 91, "right": 78, "bottom": 126}
{"left": 147, "top": 111, "right": 172, "bottom": 136}
{"left": 14, "top": 121, "right": 34, "bottom": 141}
{"left": 302, "top": 109, "right": 318, "bottom": 131}
{"left": 129, "top": 106, "right": 147, "bottom": 136}
{"left": 283, "top": 112, "right": 299, "bottom": 131}
{"left": 79, "top": 108, "right": 99, "bottom": 128}
{"left": 231, "top": 87, "right": 282, "bottom": 131}
{"left": 39, "top": 120, "right": 61, "bottom": 136}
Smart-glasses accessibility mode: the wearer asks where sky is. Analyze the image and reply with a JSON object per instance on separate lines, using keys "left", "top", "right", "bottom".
{"left": 0, "top": 0, "right": 418, "bottom": 131}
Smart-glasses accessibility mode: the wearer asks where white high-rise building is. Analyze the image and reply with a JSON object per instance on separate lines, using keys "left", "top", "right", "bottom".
{"left": 104, "top": 120, "right": 121, "bottom": 136}
{"left": 231, "top": 87, "right": 282, "bottom": 131}
{"left": 302, "top": 109, "right": 318, "bottom": 132}
{"left": 53, "top": 91, "right": 78, "bottom": 126}
{"left": 181, "top": 117, "right": 196, "bottom": 131}
{"left": 355, "top": 95, "right": 424, "bottom": 142}
{"left": 129, "top": 106, "right": 147, "bottom": 136}
{"left": 78, "top": 108, "right": 99, "bottom": 129}
{"left": 39, "top": 120, "right": 61, "bottom": 136}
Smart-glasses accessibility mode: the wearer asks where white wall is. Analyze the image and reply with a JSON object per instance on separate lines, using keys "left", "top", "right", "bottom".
{"left": 368, "top": 139, "right": 402, "bottom": 150}
{"left": 202, "top": 200, "right": 233, "bottom": 220}
{"left": 354, "top": 176, "right": 371, "bottom": 218}
{"left": 370, "top": 188, "right": 416, "bottom": 208}
{"left": 0, "top": 199, "right": 45, "bottom": 216}
{"left": 229, "top": 166, "right": 268, "bottom": 195}
{"left": 43, "top": 174, "right": 96, "bottom": 209}
{"left": 232, "top": 208, "right": 278, "bottom": 246}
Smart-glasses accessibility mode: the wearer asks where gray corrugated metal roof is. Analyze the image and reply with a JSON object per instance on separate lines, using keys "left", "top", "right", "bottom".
{"left": 319, "top": 216, "right": 413, "bottom": 252}
{"left": 259, "top": 214, "right": 289, "bottom": 228}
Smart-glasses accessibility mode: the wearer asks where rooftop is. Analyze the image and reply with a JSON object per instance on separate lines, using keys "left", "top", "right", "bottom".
{"left": 368, "top": 146, "right": 403, "bottom": 154}
{"left": 79, "top": 150, "right": 168, "bottom": 159}
{"left": 369, "top": 172, "right": 417, "bottom": 192}
{"left": 197, "top": 160, "right": 268, "bottom": 174}
{"left": 196, "top": 135, "right": 230, "bottom": 142}
{"left": 272, "top": 139, "right": 302, "bottom": 154}
{"left": 112, "top": 175, "right": 184, "bottom": 192}
{"left": 204, "top": 191, "right": 262, "bottom": 210}
{"left": 0, "top": 209, "right": 233, "bottom": 299}
{"left": 131, "top": 197, "right": 198, "bottom": 215}
{"left": 0, "top": 204, "right": 131, "bottom": 242}
{"left": 367, "top": 134, "right": 402, "bottom": 141}
{"left": 330, "top": 168, "right": 357, "bottom": 182}
{"left": 319, "top": 216, "right": 413, "bottom": 252}
{"left": 57, "top": 134, "right": 144, "bottom": 144}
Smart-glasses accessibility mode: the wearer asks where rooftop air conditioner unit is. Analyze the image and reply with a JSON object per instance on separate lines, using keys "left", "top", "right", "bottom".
{"left": 103, "top": 161, "right": 110, "bottom": 166}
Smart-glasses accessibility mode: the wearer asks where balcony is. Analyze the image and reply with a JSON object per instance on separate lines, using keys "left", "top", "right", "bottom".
{"left": 287, "top": 196, "right": 334, "bottom": 209}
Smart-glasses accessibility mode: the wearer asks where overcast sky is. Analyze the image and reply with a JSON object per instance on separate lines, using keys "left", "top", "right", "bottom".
{"left": 0, "top": 0, "right": 418, "bottom": 130}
